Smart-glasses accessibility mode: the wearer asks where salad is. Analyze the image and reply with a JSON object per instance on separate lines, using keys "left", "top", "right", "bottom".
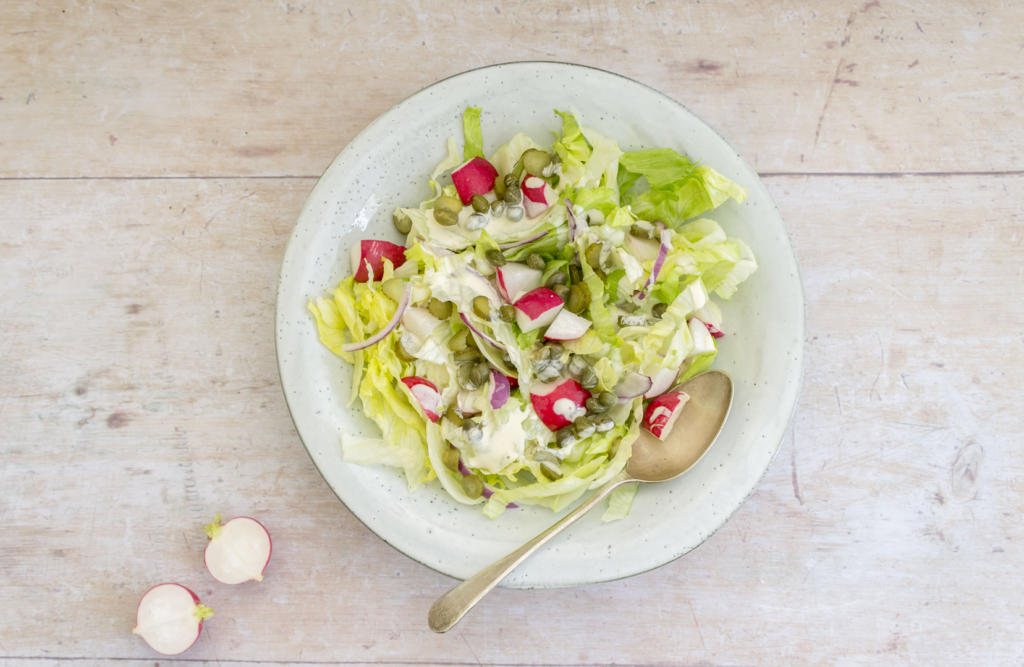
{"left": 308, "top": 108, "right": 756, "bottom": 521}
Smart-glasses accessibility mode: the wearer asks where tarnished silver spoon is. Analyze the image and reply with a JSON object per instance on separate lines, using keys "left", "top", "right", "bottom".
{"left": 428, "top": 370, "right": 734, "bottom": 633}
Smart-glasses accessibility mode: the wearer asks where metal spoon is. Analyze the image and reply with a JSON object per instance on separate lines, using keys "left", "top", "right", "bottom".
{"left": 428, "top": 370, "right": 734, "bottom": 633}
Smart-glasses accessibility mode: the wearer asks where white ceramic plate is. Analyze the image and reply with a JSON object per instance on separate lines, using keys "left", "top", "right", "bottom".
{"left": 276, "top": 62, "right": 806, "bottom": 589}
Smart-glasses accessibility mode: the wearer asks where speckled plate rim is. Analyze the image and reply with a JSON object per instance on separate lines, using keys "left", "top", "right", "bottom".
{"left": 276, "top": 61, "right": 807, "bottom": 589}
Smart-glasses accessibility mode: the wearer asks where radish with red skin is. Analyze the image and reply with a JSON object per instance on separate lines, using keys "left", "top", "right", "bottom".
{"left": 687, "top": 317, "right": 717, "bottom": 358}
{"left": 203, "top": 515, "right": 272, "bottom": 585}
{"left": 452, "top": 157, "right": 499, "bottom": 204}
{"left": 513, "top": 287, "right": 564, "bottom": 332}
{"left": 529, "top": 377, "right": 592, "bottom": 431}
{"left": 693, "top": 300, "right": 724, "bottom": 338}
{"left": 349, "top": 240, "right": 407, "bottom": 283}
{"left": 645, "top": 367, "right": 681, "bottom": 399}
{"left": 401, "top": 377, "right": 443, "bottom": 422}
{"left": 496, "top": 262, "right": 543, "bottom": 304}
{"left": 543, "top": 309, "right": 592, "bottom": 341}
{"left": 642, "top": 391, "right": 691, "bottom": 440}
{"left": 521, "top": 177, "right": 557, "bottom": 218}
{"left": 132, "top": 583, "right": 213, "bottom": 656}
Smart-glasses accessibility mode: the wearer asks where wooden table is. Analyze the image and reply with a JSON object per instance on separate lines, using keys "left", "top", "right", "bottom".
{"left": 2, "top": 2, "right": 1021, "bottom": 665}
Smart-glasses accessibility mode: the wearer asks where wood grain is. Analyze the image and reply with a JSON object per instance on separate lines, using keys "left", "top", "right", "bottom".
{"left": 1, "top": 1, "right": 1022, "bottom": 179}
{"left": 2, "top": 173, "right": 1021, "bottom": 665}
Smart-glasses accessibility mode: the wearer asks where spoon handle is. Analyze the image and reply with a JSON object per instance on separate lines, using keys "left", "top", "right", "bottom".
{"left": 428, "top": 470, "right": 633, "bottom": 633}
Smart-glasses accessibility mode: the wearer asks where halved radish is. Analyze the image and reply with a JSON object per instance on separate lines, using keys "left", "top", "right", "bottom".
{"left": 496, "top": 262, "right": 543, "bottom": 304}
{"left": 529, "top": 377, "right": 592, "bottom": 431}
{"left": 687, "top": 317, "right": 717, "bottom": 358}
{"left": 401, "top": 306, "right": 444, "bottom": 344}
{"left": 350, "top": 240, "right": 407, "bottom": 283}
{"left": 645, "top": 366, "right": 681, "bottom": 399}
{"left": 624, "top": 234, "right": 662, "bottom": 262}
{"left": 513, "top": 287, "right": 564, "bottom": 333}
{"left": 521, "top": 176, "right": 557, "bottom": 218}
{"left": 452, "top": 157, "right": 499, "bottom": 204}
{"left": 401, "top": 376, "right": 442, "bottom": 422}
{"left": 203, "top": 515, "right": 272, "bottom": 585}
{"left": 544, "top": 309, "right": 592, "bottom": 341}
{"left": 642, "top": 391, "right": 691, "bottom": 440}
{"left": 133, "top": 583, "right": 213, "bottom": 656}
{"left": 693, "top": 299, "right": 724, "bottom": 338}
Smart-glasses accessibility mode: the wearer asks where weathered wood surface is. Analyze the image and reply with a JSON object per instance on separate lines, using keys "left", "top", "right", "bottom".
{"left": 1, "top": 1, "right": 1022, "bottom": 179}
{"left": 2, "top": 1, "right": 1023, "bottom": 666}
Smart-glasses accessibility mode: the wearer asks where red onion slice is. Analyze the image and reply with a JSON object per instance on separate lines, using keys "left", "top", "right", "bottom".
{"left": 564, "top": 198, "right": 589, "bottom": 241}
{"left": 340, "top": 283, "right": 411, "bottom": 352}
{"left": 614, "top": 372, "right": 653, "bottom": 404}
{"left": 653, "top": 220, "right": 667, "bottom": 232}
{"left": 636, "top": 229, "right": 672, "bottom": 301}
{"left": 459, "top": 313, "right": 506, "bottom": 351}
{"left": 489, "top": 370, "right": 511, "bottom": 409}
{"left": 498, "top": 231, "right": 548, "bottom": 250}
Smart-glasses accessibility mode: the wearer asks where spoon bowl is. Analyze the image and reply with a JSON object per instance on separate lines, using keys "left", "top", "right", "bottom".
{"left": 428, "top": 370, "right": 734, "bottom": 633}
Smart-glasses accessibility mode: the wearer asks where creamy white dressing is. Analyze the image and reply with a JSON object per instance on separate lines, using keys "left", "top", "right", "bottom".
{"left": 553, "top": 398, "right": 586, "bottom": 422}
{"left": 464, "top": 407, "right": 528, "bottom": 474}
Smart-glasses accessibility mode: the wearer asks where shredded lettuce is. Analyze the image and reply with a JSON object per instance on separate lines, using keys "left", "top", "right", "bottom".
{"left": 602, "top": 482, "right": 638, "bottom": 522}
{"left": 463, "top": 107, "right": 484, "bottom": 160}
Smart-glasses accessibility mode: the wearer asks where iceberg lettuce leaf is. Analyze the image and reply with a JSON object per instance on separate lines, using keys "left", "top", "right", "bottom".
{"left": 463, "top": 107, "right": 484, "bottom": 160}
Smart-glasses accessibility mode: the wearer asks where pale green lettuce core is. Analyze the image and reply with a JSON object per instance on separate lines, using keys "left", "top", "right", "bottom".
{"left": 307, "top": 106, "right": 758, "bottom": 525}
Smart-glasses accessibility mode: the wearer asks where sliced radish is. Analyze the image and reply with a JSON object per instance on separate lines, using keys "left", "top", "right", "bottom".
{"left": 133, "top": 583, "right": 213, "bottom": 656}
{"left": 521, "top": 177, "right": 557, "bottom": 218}
{"left": 401, "top": 306, "right": 444, "bottom": 344}
{"left": 489, "top": 370, "right": 511, "bottom": 409}
{"left": 459, "top": 313, "right": 505, "bottom": 350}
{"left": 529, "top": 377, "right": 591, "bottom": 431}
{"left": 496, "top": 262, "right": 543, "bottom": 303}
{"left": 645, "top": 366, "right": 681, "bottom": 399}
{"left": 624, "top": 234, "right": 662, "bottom": 262}
{"left": 340, "top": 283, "right": 411, "bottom": 352}
{"left": 693, "top": 299, "right": 724, "bottom": 337}
{"left": 499, "top": 230, "right": 548, "bottom": 250}
{"left": 687, "top": 317, "right": 717, "bottom": 358}
{"left": 402, "top": 376, "right": 442, "bottom": 422}
{"left": 637, "top": 229, "right": 672, "bottom": 300}
{"left": 452, "top": 157, "right": 499, "bottom": 204}
{"left": 642, "top": 391, "right": 691, "bottom": 440}
{"left": 350, "top": 240, "right": 407, "bottom": 283}
{"left": 544, "top": 309, "right": 592, "bottom": 341}
{"left": 614, "top": 372, "right": 653, "bottom": 404}
{"left": 203, "top": 515, "right": 273, "bottom": 585}
{"left": 513, "top": 287, "right": 564, "bottom": 333}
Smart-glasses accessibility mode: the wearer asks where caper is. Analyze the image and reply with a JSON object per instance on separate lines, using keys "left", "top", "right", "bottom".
{"left": 427, "top": 297, "right": 453, "bottom": 320}
{"left": 444, "top": 407, "right": 464, "bottom": 427}
{"left": 393, "top": 211, "right": 412, "bottom": 234}
{"left": 569, "top": 264, "right": 583, "bottom": 284}
{"left": 579, "top": 366, "right": 599, "bottom": 390}
{"left": 544, "top": 341, "right": 564, "bottom": 358}
{"left": 448, "top": 328, "right": 470, "bottom": 351}
{"left": 490, "top": 200, "right": 506, "bottom": 217}
{"left": 472, "top": 295, "right": 491, "bottom": 319}
{"left": 652, "top": 302, "right": 668, "bottom": 319}
{"left": 630, "top": 223, "right": 655, "bottom": 239}
{"left": 499, "top": 304, "right": 516, "bottom": 322}
{"left": 503, "top": 172, "right": 519, "bottom": 189}
{"left": 567, "top": 355, "right": 591, "bottom": 378}
{"left": 552, "top": 284, "right": 570, "bottom": 302}
{"left": 485, "top": 249, "right": 506, "bottom": 267}
{"left": 503, "top": 185, "right": 522, "bottom": 205}
{"left": 502, "top": 351, "right": 512, "bottom": 365}
{"left": 461, "top": 474, "right": 484, "bottom": 499}
{"left": 545, "top": 270, "right": 567, "bottom": 288}
{"left": 554, "top": 427, "right": 577, "bottom": 448}
{"left": 526, "top": 253, "right": 546, "bottom": 271}
{"left": 396, "top": 336, "right": 417, "bottom": 362}
{"left": 585, "top": 397, "right": 608, "bottom": 414}
{"left": 471, "top": 194, "right": 490, "bottom": 213}
{"left": 469, "top": 362, "right": 490, "bottom": 387}
{"left": 573, "top": 416, "right": 596, "bottom": 439}
{"left": 463, "top": 418, "right": 483, "bottom": 444}
{"left": 435, "top": 194, "right": 462, "bottom": 213}
{"left": 454, "top": 348, "right": 482, "bottom": 363}
{"left": 442, "top": 447, "right": 461, "bottom": 471}
{"left": 594, "top": 415, "right": 615, "bottom": 433}
{"left": 521, "top": 148, "right": 552, "bottom": 176}
{"left": 585, "top": 242, "right": 603, "bottom": 268}
{"left": 598, "top": 391, "right": 618, "bottom": 409}
{"left": 465, "top": 212, "right": 488, "bottom": 232}
{"left": 458, "top": 363, "right": 478, "bottom": 389}
{"left": 493, "top": 174, "right": 507, "bottom": 198}
{"left": 506, "top": 205, "right": 524, "bottom": 222}
{"left": 566, "top": 283, "right": 591, "bottom": 314}
{"left": 434, "top": 207, "right": 459, "bottom": 227}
